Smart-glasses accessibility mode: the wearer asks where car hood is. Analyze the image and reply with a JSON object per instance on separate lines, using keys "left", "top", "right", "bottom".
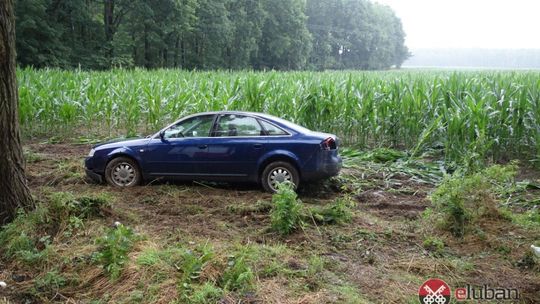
{"left": 93, "top": 137, "right": 150, "bottom": 150}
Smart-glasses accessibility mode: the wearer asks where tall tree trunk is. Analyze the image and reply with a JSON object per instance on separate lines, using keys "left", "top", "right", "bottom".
{"left": 174, "top": 34, "right": 179, "bottom": 68}
{"left": 144, "top": 23, "right": 150, "bottom": 68}
{"left": 104, "top": 0, "right": 115, "bottom": 65}
{"left": 180, "top": 37, "right": 185, "bottom": 69}
{"left": 0, "top": 0, "right": 34, "bottom": 225}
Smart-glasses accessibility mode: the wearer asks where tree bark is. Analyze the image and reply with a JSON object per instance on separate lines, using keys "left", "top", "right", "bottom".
{"left": 174, "top": 34, "right": 179, "bottom": 68}
{"left": 144, "top": 23, "right": 150, "bottom": 68}
{"left": 0, "top": 0, "right": 34, "bottom": 225}
{"left": 104, "top": 0, "right": 115, "bottom": 64}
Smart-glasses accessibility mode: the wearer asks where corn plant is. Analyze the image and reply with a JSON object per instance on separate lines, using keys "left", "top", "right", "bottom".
{"left": 18, "top": 68, "right": 540, "bottom": 166}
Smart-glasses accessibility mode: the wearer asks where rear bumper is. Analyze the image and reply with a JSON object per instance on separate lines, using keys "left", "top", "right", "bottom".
{"left": 323, "top": 154, "right": 342, "bottom": 176}
{"left": 302, "top": 151, "right": 342, "bottom": 181}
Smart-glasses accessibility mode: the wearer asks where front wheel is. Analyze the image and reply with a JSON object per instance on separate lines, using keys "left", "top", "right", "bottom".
{"left": 104, "top": 157, "right": 142, "bottom": 187}
{"left": 261, "top": 161, "right": 300, "bottom": 193}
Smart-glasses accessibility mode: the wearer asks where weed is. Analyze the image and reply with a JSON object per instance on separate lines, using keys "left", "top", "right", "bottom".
{"left": 220, "top": 253, "right": 254, "bottom": 292}
{"left": 178, "top": 245, "right": 215, "bottom": 297}
{"left": 270, "top": 182, "right": 303, "bottom": 235}
{"left": 226, "top": 200, "right": 273, "bottom": 215}
{"left": 354, "top": 229, "right": 378, "bottom": 241}
{"left": 515, "top": 250, "right": 539, "bottom": 271}
{"left": 49, "top": 191, "right": 112, "bottom": 219}
{"left": 0, "top": 206, "right": 53, "bottom": 265}
{"left": 429, "top": 164, "right": 517, "bottom": 237}
{"left": 94, "top": 224, "right": 138, "bottom": 280}
{"left": 500, "top": 209, "right": 540, "bottom": 229}
{"left": 496, "top": 245, "right": 512, "bottom": 256}
{"left": 136, "top": 248, "right": 161, "bottom": 267}
{"left": 34, "top": 270, "right": 66, "bottom": 293}
{"left": 23, "top": 148, "right": 44, "bottom": 163}
{"left": 423, "top": 236, "right": 445, "bottom": 256}
{"left": 333, "top": 284, "right": 368, "bottom": 303}
{"left": 188, "top": 282, "right": 223, "bottom": 304}
{"left": 309, "top": 196, "right": 354, "bottom": 225}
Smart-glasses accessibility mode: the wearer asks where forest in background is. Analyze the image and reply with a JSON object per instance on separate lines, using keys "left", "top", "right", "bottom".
{"left": 15, "top": 0, "right": 409, "bottom": 70}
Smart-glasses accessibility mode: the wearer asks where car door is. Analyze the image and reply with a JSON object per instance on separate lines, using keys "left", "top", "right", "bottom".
{"left": 143, "top": 114, "right": 216, "bottom": 177}
{"left": 206, "top": 114, "right": 266, "bottom": 178}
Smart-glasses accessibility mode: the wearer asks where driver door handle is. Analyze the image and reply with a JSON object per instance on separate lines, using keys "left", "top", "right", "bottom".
{"left": 253, "top": 144, "right": 263, "bottom": 149}
{"left": 198, "top": 145, "right": 208, "bottom": 149}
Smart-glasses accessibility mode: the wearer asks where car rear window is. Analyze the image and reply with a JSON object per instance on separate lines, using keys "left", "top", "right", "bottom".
{"left": 259, "top": 120, "right": 289, "bottom": 136}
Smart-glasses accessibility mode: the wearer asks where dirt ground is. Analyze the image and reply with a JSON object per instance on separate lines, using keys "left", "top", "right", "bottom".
{"left": 1, "top": 142, "right": 539, "bottom": 303}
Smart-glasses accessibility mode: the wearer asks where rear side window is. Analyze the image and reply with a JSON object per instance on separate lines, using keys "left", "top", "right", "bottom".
{"left": 215, "top": 114, "right": 263, "bottom": 137}
{"left": 259, "top": 120, "right": 288, "bottom": 136}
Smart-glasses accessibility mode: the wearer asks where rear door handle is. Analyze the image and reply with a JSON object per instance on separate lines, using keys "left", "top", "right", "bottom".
{"left": 253, "top": 144, "right": 263, "bottom": 149}
{"left": 198, "top": 145, "right": 208, "bottom": 149}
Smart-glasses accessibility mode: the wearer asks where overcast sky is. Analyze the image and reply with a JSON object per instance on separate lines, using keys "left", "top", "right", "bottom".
{"left": 374, "top": 0, "right": 540, "bottom": 49}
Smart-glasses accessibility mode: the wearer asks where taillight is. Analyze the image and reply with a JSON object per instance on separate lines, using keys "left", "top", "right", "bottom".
{"left": 320, "top": 137, "right": 337, "bottom": 150}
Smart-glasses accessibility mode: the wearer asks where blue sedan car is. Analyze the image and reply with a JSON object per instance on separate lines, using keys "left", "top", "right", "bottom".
{"left": 85, "top": 111, "right": 342, "bottom": 192}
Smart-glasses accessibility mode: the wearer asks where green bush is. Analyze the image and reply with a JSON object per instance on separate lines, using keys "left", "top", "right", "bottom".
{"left": 430, "top": 164, "right": 517, "bottom": 237}
{"left": 94, "top": 224, "right": 138, "bottom": 280}
{"left": 270, "top": 182, "right": 303, "bottom": 235}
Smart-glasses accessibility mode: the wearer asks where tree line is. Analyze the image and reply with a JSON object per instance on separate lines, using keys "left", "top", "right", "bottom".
{"left": 15, "top": 0, "right": 409, "bottom": 70}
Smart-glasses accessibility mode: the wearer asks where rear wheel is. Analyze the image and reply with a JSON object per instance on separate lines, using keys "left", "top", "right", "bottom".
{"left": 105, "top": 157, "right": 141, "bottom": 187}
{"left": 261, "top": 161, "right": 299, "bottom": 193}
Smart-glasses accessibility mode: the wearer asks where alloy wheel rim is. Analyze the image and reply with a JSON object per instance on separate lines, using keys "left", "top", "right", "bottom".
{"left": 268, "top": 167, "right": 292, "bottom": 191}
{"left": 111, "top": 162, "right": 136, "bottom": 186}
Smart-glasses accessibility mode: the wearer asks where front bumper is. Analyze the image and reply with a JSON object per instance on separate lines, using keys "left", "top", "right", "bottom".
{"left": 85, "top": 168, "right": 103, "bottom": 183}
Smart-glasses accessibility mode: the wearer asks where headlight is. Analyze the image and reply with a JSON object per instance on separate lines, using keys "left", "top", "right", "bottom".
{"left": 88, "top": 149, "right": 95, "bottom": 157}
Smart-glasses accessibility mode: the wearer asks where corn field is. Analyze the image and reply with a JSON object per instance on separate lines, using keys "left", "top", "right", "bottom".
{"left": 18, "top": 68, "right": 540, "bottom": 165}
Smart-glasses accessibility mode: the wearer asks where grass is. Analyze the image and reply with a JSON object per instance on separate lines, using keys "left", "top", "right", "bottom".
{"left": 2, "top": 143, "right": 539, "bottom": 303}
{"left": 18, "top": 68, "right": 540, "bottom": 166}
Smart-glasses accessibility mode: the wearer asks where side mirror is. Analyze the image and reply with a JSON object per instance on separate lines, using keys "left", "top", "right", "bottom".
{"left": 159, "top": 130, "right": 166, "bottom": 141}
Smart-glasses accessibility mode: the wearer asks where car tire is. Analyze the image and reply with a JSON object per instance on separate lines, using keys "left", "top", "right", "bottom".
{"left": 261, "top": 161, "right": 300, "bottom": 193}
{"left": 104, "top": 156, "right": 142, "bottom": 187}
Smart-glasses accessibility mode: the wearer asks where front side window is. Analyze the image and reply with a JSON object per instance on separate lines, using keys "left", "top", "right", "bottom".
{"left": 214, "top": 114, "right": 262, "bottom": 137}
{"left": 163, "top": 115, "right": 215, "bottom": 139}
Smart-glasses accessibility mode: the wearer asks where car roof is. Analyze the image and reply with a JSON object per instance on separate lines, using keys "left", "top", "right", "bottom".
{"left": 194, "top": 111, "right": 311, "bottom": 133}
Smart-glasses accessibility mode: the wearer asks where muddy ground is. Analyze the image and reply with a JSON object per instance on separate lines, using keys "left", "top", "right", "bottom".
{"left": 0, "top": 142, "right": 539, "bottom": 303}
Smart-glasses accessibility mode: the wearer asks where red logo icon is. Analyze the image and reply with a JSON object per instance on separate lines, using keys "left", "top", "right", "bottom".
{"left": 418, "top": 278, "right": 451, "bottom": 304}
